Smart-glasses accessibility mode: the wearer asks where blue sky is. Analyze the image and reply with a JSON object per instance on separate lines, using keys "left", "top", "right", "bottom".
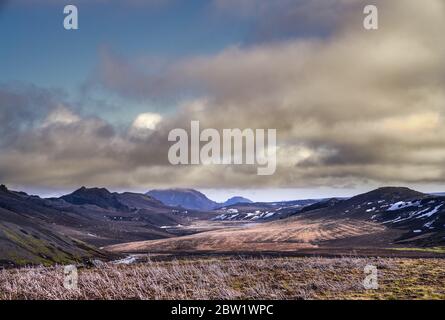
{"left": 0, "top": 1, "right": 248, "bottom": 133}
{"left": 0, "top": 1, "right": 249, "bottom": 100}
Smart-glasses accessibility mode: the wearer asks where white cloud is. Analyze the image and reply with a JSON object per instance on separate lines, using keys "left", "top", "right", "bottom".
{"left": 43, "top": 106, "right": 81, "bottom": 127}
{"left": 128, "top": 112, "right": 163, "bottom": 139}
{"left": 132, "top": 112, "right": 162, "bottom": 130}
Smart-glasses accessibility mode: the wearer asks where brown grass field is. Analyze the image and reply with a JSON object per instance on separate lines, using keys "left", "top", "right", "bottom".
{"left": 105, "top": 217, "right": 387, "bottom": 253}
{"left": 1, "top": 256, "right": 444, "bottom": 300}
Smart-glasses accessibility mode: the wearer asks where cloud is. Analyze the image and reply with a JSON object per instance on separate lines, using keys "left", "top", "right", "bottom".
{"left": 129, "top": 112, "right": 163, "bottom": 139}
{"left": 0, "top": 85, "right": 64, "bottom": 142}
{"left": 212, "top": 0, "right": 363, "bottom": 41}
{"left": 43, "top": 106, "right": 81, "bottom": 127}
{"left": 132, "top": 113, "right": 162, "bottom": 130}
{"left": 1, "top": 0, "right": 445, "bottom": 191}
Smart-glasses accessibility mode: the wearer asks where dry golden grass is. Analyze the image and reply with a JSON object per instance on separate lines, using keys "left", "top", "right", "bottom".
{"left": 1, "top": 256, "right": 444, "bottom": 300}
{"left": 106, "top": 218, "right": 385, "bottom": 253}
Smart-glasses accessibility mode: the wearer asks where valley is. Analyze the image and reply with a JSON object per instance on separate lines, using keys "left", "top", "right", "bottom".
{"left": 1, "top": 184, "right": 445, "bottom": 268}
{"left": 106, "top": 187, "right": 445, "bottom": 258}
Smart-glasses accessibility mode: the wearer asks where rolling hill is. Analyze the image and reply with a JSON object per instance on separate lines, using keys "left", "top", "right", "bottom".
{"left": 0, "top": 185, "right": 211, "bottom": 266}
{"left": 106, "top": 187, "right": 445, "bottom": 255}
{"left": 221, "top": 196, "right": 253, "bottom": 206}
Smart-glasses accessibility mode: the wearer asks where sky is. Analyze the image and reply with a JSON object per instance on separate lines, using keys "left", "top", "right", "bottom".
{"left": 1, "top": 0, "right": 445, "bottom": 201}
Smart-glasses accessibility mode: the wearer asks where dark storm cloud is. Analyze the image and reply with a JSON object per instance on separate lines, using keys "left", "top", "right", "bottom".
{"left": 0, "top": 85, "right": 63, "bottom": 142}
{"left": 0, "top": 83, "right": 174, "bottom": 188}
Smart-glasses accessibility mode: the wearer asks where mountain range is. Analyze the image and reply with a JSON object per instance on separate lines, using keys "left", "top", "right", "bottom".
{"left": 1, "top": 184, "right": 445, "bottom": 266}
{"left": 0, "top": 185, "right": 211, "bottom": 266}
{"left": 146, "top": 188, "right": 252, "bottom": 211}
{"left": 108, "top": 187, "right": 445, "bottom": 254}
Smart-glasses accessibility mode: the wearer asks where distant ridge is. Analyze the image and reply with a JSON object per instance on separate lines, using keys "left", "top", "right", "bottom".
{"left": 222, "top": 196, "right": 253, "bottom": 207}
{"left": 147, "top": 188, "right": 253, "bottom": 211}
{"left": 60, "top": 186, "right": 129, "bottom": 211}
{"left": 147, "top": 188, "right": 218, "bottom": 211}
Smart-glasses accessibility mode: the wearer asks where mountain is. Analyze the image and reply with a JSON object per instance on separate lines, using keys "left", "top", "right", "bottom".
{"left": 305, "top": 187, "right": 426, "bottom": 220}
{"left": 54, "top": 187, "right": 213, "bottom": 246}
{"left": 333, "top": 187, "right": 445, "bottom": 245}
{"left": 60, "top": 187, "right": 130, "bottom": 211}
{"left": 147, "top": 188, "right": 218, "bottom": 211}
{"left": 294, "top": 187, "right": 445, "bottom": 246}
{"left": 0, "top": 185, "right": 107, "bottom": 266}
{"left": 59, "top": 187, "right": 186, "bottom": 213}
{"left": 147, "top": 188, "right": 325, "bottom": 219}
{"left": 147, "top": 189, "right": 256, "bottom": 211}
{"left": 432, "top": 192, "right": 445, "bottom": 197}
{"left": 0, "top": 184, "right": 215, "bottom": 266}
{"left": 222, "top": 197, "right": 253, "bottom": 206}
{"left": 115, "top": 192, "right": 166, "bottom": 210}
{"left": 212, "top": 198, "right": 324, "bottom": 221}
{"left": 299, "top": 198, "right": 343, "bottom": 213}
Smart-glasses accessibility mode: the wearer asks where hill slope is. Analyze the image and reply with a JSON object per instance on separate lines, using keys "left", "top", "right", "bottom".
{"left": 0, "top": 185, "right": 107, "bottom": 266}
{"left": 53, "top": 187, "right": 207, "bottom": 246}
{"left": 0, "top": 185, "right": 208, "bottom": 266}
{"left": 106, "top": 187, "right": 445, "bottom": 254}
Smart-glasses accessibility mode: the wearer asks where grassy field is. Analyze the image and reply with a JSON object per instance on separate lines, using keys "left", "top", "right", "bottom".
{"left": 105, "top": 218, "right": 386, "bottom": 253}
{"left": 0, "top": 256, "right": 444, "bottom": 300}
{"left": 389, "top": 247, "right": 445, "bottom": 254}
